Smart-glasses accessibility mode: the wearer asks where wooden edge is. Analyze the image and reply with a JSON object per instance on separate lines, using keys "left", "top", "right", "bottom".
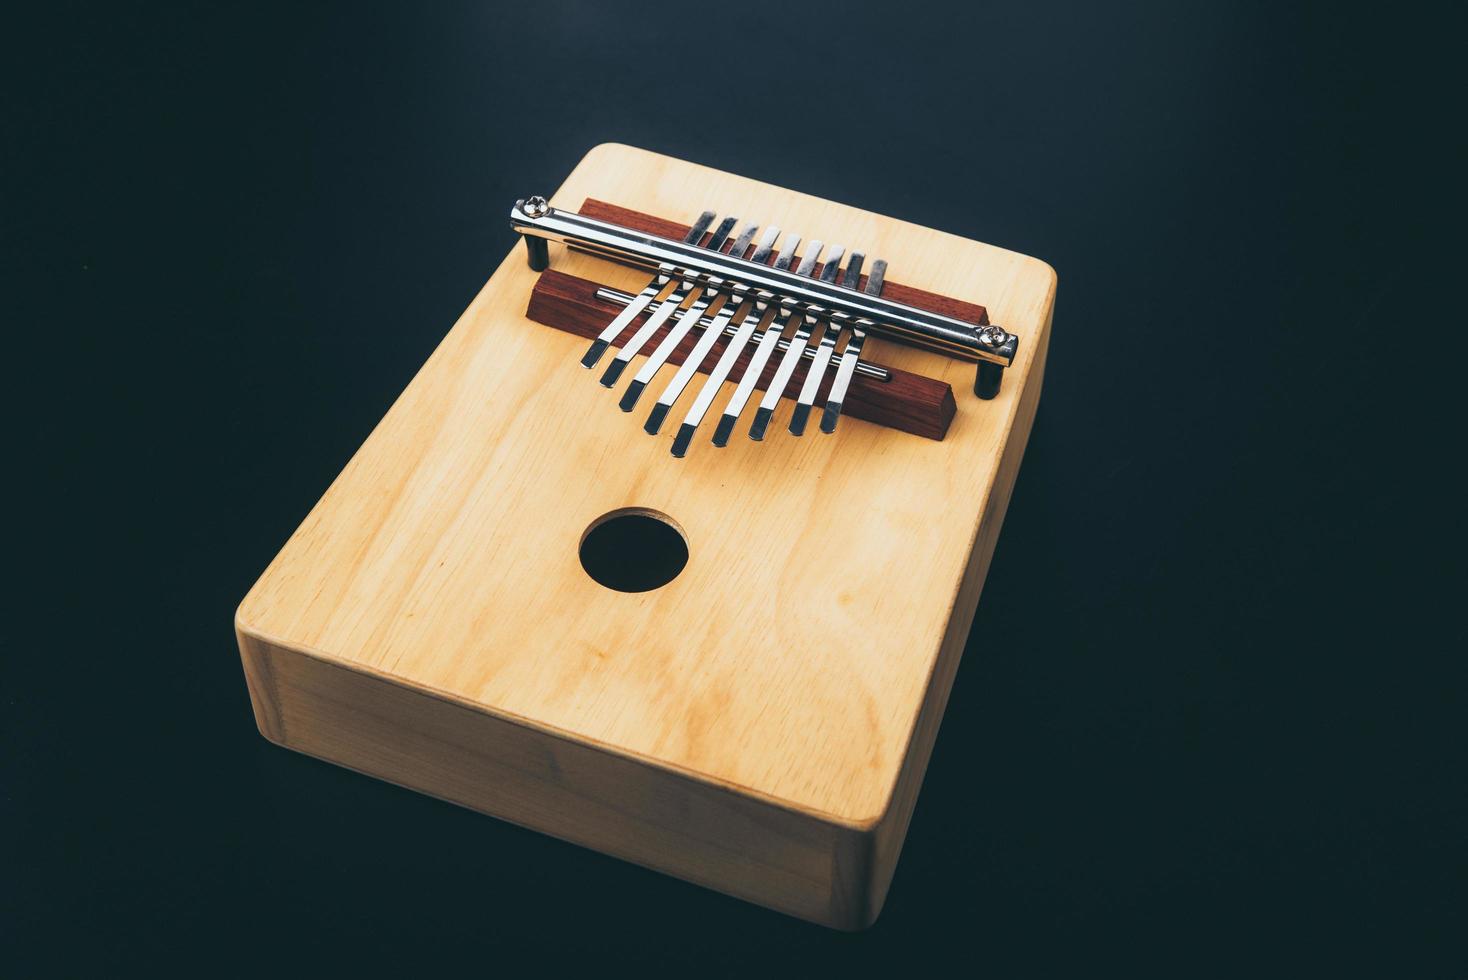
{"left": 236, "top": 626, "right": 884, "bottom": 930}
{"left": 580, "top": 199, "right": 990, "bottom": 328}
{"left": 527, "top": 269, "right": 956, "bottom": 441}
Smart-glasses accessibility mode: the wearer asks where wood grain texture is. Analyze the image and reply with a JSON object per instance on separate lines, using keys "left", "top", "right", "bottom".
{"left": 526, "top": 269, "right": 956, "bottom": 440}
{"left": 236, "top": 143, "right": 1056, "bottom": 929}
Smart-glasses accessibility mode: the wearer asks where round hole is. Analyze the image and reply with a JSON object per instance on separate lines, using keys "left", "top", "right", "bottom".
{"left": 579, "top": 509, "right": 688, "bottom": 593}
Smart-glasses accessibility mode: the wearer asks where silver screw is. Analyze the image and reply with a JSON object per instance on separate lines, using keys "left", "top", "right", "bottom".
{"left": 522, "top": 196, "right": 549, "bottom": 217}
{"left": 978, "top": 325, "right": 1010, "bottom": 348}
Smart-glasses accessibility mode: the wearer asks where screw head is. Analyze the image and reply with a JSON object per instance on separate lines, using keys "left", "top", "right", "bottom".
{"left": 522, "top": 196, "right": 549, "bottom": 217}
{"left": 978, "top": 324, "right": 1010, "bottom": 348}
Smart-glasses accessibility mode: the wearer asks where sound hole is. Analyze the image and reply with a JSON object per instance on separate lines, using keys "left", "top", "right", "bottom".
{"left": 579, "top": 509, "right": 688, "bottom": 593}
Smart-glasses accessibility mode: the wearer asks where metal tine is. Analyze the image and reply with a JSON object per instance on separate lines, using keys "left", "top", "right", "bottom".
{"left": 618, "top": 218, "right": 748, "bottom": 413}
{"left": 789, "top": 251, "right": 862, "bottom": 435}
{"left": 600, "top": 214, "right": 736, "bottom": 389}
{"left": 660, "top": 225, "right": 781, "bottom": 455}
{"left": 820, "top": 259, "right": 887, "bottom": 433}
{"left": 592, "top": 283, "right": 891, "bottom": 381}
{"left": 581, "top": 210, "right": 714, "bottom": 369}
{"left": 749, "top": 244, "right": 844, "bottom": 441}
{"left": 710, "top": 232, "right": 806, "bottom": 447}
{"left": 640, "top": 222, "right": 763, "bottom": 435}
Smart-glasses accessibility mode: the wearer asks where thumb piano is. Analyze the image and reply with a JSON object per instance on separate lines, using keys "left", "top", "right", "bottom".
{"left": 236, "top": 144, "right": 1056, "bottom": 929}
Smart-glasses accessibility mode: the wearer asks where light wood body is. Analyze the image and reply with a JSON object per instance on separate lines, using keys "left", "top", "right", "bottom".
{"left": 236, "top": 144, "right": 1056, "bottom": 929}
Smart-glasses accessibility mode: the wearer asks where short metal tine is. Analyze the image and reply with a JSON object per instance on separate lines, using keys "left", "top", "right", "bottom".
{"left": 719, "top": 222, "right": 760, "bottom": 267}
{"left": 747, "top": 224, "right": 779, "bottom": 266}
{"left": 601, "top": 214, "right": 736, "bottom": 391}
{"left": 620, "top": 217, "right": 742, "bottom": 415}
{"left": 646, "top": 222, "right": 765, "bottom": 441}
{"left": 821, "top": 258, "right": 887, "bottom": 433}
{"left": 790, "top": 251, "right": 861, "bottom": 435}
{"left": 668, "top": 226, "right": 782, "bottom": 456}
{"left": 750, "top": 243, "right": 842, "bottom": 441}
{"left": 581, "top": 210, "right": 714, "bottom": 369}
{"left": 712, "top": 232, "right": 804, "bottom": 447}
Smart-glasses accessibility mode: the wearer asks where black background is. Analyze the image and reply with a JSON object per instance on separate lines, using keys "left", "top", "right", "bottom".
{"left": 6, "top": 1, "right": 1458, "bottom": 975}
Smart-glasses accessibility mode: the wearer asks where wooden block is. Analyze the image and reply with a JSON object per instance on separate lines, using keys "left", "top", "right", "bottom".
{"left": 236, "top": 143, "right": 1057, "bottom": 929}
{"left": 526, "top": 269, "right": 957, "bottom": 440}
{"left": 577, "top": 198, "right": 992, "bottom": 330}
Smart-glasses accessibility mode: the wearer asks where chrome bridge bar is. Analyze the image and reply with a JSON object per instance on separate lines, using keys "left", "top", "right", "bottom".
{"left": 592, "top": 285, "right": 892, "bottom": 382}
{"left": 511, "top": 198, "right": 1018, "bottom": 370}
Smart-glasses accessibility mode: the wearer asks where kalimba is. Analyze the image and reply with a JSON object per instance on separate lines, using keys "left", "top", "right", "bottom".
{"left": 236, "top": 144, "right": 1055, "bottom": 929}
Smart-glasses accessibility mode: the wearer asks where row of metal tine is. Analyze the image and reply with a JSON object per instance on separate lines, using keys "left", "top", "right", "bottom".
{"left": 579, "top": 211, "right": 887, "bottom": 457}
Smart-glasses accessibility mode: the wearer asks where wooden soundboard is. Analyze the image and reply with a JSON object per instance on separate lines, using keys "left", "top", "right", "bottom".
{"left": 236, "top": 143, "right": 1056, "bottom": 929}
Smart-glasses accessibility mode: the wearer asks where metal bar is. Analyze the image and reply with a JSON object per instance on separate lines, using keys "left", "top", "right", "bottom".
{"left": 512, "top": 199, "right": 1018, "bottom": 367}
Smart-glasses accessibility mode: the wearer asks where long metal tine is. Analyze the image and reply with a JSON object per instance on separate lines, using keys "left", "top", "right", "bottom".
{"left": 749, "top": 244, "right": 843, "bottom": 440}
{"left": 616, "top": 217, "right": 743, "bottom": 411}
{"left": 710, "top": 232, "right": 806, "bottom": 447}
{"left": 662, "top": 226, "right": 783, "bottom": 456}
{"left": 643, "top": 222, "right": 766, "bottom": 437}
{"left": 789, "top": 251, "right": 862, "bottom": 435}
{"left": 599, "top": 215, "right": 736, "bottom": 389}
{"left": 821, "top": 259, "right": 887, "bottom": 433}
{"left": 580, "top": 210, "right": 714, "bottom": 369}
